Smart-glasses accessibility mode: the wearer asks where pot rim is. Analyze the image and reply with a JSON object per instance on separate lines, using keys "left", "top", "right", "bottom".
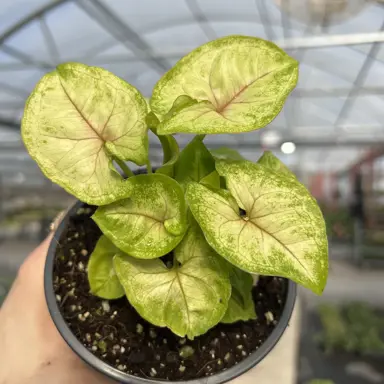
{"left": 45, "top": 200, "right": 297, "bottom": 384}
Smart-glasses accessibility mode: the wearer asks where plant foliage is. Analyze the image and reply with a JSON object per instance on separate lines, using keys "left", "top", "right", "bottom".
{"left": 22, "top": 35, "right": 328, "bottom": 339}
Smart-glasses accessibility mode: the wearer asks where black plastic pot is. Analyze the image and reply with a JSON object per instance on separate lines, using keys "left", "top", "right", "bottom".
{"left": 45, "top": 200, "right": 297, "bottom": 384}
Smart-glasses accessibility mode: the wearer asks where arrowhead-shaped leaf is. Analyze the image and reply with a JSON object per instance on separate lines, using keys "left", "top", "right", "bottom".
{"left": 221, "top": 267, "right": 256, "bottom": 324}
{"left": 93, "top": 174, "right": 187, "bottom": 258}
{"left": 113, "top": 224, "right": 231, "bottom": 338}
{"left": 151, "top": 35, "right": 298, "bottom": 135}
{"left": 174, "top": 136, "right": 216, "bottom": 187}
{"left": 87, "top": 235, "right": 124, "bottom": 299}
{"left": 257, "top": 151, "right": 295, "bottom": 179}
{"left": 186, "top": 161, "right": 328, "bottom": 294}
{"left": 22, "top": 63, "right": 148, "bottom": 205}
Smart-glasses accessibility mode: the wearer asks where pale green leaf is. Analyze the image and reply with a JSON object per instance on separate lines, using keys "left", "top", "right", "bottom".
{"left": 113, "top": 224, "right": 231, "bottom": 338}
{"left": 22, "top": 62, "right": 148, "bottom": 205}
{"left": 93, "top": 174, "right": 187, "bottom": 259}
{"left": 186, "top": 161, "right": 328, "bottom": 294}
{"left": 211, "top": 147, "right": 245, "bottom": 161}
{"left": 258, "top": 151, "right": 295, "bottom": 179}
{"left": 87, "top": 235, "right": 124, "bottom": 299}
{"left": 174, "top": 136, "right": 216, "bottom": 187}
{"left": 221, "top": 267, "right": 256, "bottom": 323}
{"left": 151, "top": 35, "right": 298, "bottom": 135}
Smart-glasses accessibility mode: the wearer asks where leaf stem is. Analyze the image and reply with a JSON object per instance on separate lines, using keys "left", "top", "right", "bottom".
{"left": 146, "top": 158, "right": 153, "bottom": 174}
{"left": 115, "top": 159, "right": 134, "bottom": 178}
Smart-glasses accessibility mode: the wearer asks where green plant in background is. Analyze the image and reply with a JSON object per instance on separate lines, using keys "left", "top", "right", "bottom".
{"left": 21, "top": 35, "right": 329, "bottom": 339}
{"left": 344, "top": 302, "right": 384, "bottom": 354}
{"left": 308, "top": 380, "right": 335, "bottom": 384}
{"left": 317, "top": 302, "right": 384, "bottom": 355}
{"left": 317, "top": 304, "right": 350, "bottom": 355}
{"left": 321, "top": 205, "right": 353, "bottom": 242}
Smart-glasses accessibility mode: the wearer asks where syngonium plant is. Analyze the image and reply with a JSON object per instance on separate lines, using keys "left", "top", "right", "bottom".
{"left": 21, "top": 35, "right": 328, "bottom": 339}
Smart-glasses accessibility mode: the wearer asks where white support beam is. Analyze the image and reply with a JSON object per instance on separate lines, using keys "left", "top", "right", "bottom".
{"left": 58, "top": 32, "right": 384, "bottom": 65}
{"left": 277, "top": 32, "right": 384, "bottom": 49}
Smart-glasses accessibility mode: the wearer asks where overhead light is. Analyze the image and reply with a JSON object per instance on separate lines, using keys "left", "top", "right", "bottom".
{"left": 281, "top": 142, "right": 296, "bottom": 154}
{"left": 260, "top": 130, "right": 282, "bottom": 148}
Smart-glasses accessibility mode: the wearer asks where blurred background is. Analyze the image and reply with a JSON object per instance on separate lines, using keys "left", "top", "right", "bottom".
{"left": 1, "top": 0, "right": 384, "bottom": 383}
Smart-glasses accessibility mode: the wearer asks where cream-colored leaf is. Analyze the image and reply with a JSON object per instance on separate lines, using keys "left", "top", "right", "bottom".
{"left": 113, "top": 224, "right": 230, "bottom": 338}
{"left": 22, "top": 62, "right": 148, "bottom": 205}
{"left": 186, "top": 161, "right": 328, "bottom": 294}
{"left": 257, "top": 151, "right": 295, "bottom": 179}
{"left": 93, "top": 174, "right": 187, "bottom": 259}
{"left": 152, "top": 36, "right": 298, "bottom": 135}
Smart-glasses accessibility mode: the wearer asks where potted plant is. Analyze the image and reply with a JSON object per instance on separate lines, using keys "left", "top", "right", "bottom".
{"left": 21, "top": 35, "right": 328, "bottom": 383}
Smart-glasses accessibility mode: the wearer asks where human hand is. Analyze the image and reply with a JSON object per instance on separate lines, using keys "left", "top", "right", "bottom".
{"left": 0, "top": 232, "right": 113, "bottom": 384}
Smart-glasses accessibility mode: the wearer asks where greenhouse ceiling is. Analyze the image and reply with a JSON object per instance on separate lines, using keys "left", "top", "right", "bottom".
{"left": 0, "top": 0, "right": 384, "bottom": 177}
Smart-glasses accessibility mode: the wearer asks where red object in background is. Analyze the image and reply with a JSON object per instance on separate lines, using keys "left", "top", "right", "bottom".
{"left": 309, "top": 172, "right": 325, "bottom": 201}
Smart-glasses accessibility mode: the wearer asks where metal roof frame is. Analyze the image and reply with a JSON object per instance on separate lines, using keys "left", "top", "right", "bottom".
{"left": 0, "top": 0, "right": 383, "bottom": 140}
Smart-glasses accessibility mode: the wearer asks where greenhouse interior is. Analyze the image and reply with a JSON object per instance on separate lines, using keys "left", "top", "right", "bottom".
{"left": 1, "top": 1, "right": 384, "bottom": 383}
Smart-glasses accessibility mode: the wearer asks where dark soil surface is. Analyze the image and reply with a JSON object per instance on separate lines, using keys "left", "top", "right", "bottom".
{"left": 53, "top": 205, "right": 288, "bottom": 381}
